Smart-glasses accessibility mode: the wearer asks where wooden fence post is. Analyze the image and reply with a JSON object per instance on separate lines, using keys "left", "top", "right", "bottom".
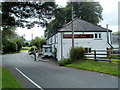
{"left": 107, "top": 48, "right": 111, "bottom": 63}
{"left": 94, "top": 50, "right": 97, "bottom": 61}
{"left": 106, "top": 48, "right": 109, "bottom": 57}
{"left": 108, "top": 52, "right": 111, "bottom": 63}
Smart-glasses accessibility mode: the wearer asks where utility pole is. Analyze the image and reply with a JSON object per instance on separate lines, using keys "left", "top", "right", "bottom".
{"left": 72, "top": 1, "right": 74, "bottom": 48}
{"left": 31, "top": 33, "right": 33, "bottom": 40}
{"left": 106, "top": 24, "right": 109, "bottom": 43}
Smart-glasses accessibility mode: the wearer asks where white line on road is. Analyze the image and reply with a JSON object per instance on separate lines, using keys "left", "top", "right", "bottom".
{"left": 15, "top": 68, "right": 44, "bottom": 90}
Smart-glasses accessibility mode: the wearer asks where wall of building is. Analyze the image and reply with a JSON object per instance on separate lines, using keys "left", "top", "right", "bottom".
{"left": 46, "top": 31, "right": 112, "bottom": 60}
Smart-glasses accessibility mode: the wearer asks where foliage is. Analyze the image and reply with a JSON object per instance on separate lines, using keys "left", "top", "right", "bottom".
{"left": 2, "top": 26, "right": 17, "bottom": 39}
{"left": 2, "top": 39, "right": 17, "bottom": 53}
{"left": 45, "top": 2, "right": 103, "bottom": 38}
{"left": 2, "top": 36, "right": 25, "bottom": 53}
{"left": 2, "top": 2, "right": 56, "bottom": 29}
{"left": 70, "top": 46, "right": 86, "bottom": 62}
{"left": 58, "top": 58, "right": 71, "bottom": 66}
{"left": 71, "top": 2, "right": 103, "bottom": 24}
{"left": 66, "top": 60, "right": 119, "bottom": 77}
{"left": 30, "top": 37, "right": 46, "bottom": 49}
{"left": 13, "top": 36, "right": 25, "bottom": 52}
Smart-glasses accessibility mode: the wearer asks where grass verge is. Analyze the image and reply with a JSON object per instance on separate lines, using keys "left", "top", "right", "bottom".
{"left": 22, "top": 47, "right": 31, "bottom": 50}
{"left": 20, "top": 47, "right": 31, "bottom": 53}
{"left": 20, "top": 50, "right": 28, "bottom": 52}
{"left": 97, "top": 58, "right": 120, "bottom": 61}
{"left": 1, "top": 66, "right": 23, "bottom": 88}
{"left": 0, "top": 66, "right": 2, "bottom": 89}
{"left": 65, "top": 60, "right": 119, "bottom": 77}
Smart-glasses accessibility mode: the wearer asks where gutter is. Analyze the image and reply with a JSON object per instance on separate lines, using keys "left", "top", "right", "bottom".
{"left": 106, "top": 24, "right": 113, "bottom": 48}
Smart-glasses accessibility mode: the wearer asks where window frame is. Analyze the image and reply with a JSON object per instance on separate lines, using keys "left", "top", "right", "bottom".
{"left": 94, "top": 33, "right": 102, "bottom": 39}
{"left": 85, "top": 48, "right": 92, "bottom": 53}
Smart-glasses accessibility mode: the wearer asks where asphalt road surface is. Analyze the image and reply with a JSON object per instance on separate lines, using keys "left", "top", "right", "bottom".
{"left": 2, "top": 51, "right": 119, "bottom": 89}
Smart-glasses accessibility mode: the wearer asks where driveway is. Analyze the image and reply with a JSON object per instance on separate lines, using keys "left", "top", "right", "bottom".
{"left": 2, "top": 51, "right": 119, "bottom": 89}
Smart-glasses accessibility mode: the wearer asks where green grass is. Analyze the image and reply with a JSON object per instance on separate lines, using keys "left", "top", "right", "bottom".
{"left": 97, "top": 58, "right": 120, "bottom": 61}
{"left": 0, "top": 66, "right": 2, "bottom": 89}
{"left": 22, "top": 47, "right": 31, "bottom": 50}
{"left": 20, "top": 50, "right": 28, "bottom": 52}
{"left": 65, "top": 60, "right": 119, "bottom": 77}
{"left": 1, "top": 66, "right": 23, "bottom": 88}
{"left": 20, "top": 47, "right": 32, "bottom": 52}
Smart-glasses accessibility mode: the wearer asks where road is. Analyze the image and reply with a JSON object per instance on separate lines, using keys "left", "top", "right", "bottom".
{"left": 2, "top": 51, "right": 119, "bottom": 89}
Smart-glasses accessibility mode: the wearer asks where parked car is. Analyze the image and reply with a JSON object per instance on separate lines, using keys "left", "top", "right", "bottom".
{"left": 42, "top": 45, "right": 53, "bottom": 59}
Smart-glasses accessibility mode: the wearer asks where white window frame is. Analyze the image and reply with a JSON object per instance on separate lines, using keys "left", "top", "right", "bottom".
{"left": 94, "top": 33, "right": 102, "bottom": 39}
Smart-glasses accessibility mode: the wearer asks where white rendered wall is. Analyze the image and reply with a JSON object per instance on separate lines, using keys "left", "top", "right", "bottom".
{"left": 47, "top": 31, "right": 112, "bottom": 60}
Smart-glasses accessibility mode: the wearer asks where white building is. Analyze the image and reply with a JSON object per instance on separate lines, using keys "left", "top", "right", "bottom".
{"left": 44, "top": 18, "right": 112, "bottom": 61}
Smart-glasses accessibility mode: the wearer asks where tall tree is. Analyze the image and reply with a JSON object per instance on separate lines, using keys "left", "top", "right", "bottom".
{"left": 72, "top": 2, "right": 103, "bottom": 24}
{"left": 2, "top": 2, "right": 56, "bottom": 29}
{"left": 30, "top": 37, "right": 46, "bottom": 49}
{"left": 45, "top": 2, "right": 103, "bottom": 38}
{"left": 1, "top": 2, "right": 56, "bottom": 50}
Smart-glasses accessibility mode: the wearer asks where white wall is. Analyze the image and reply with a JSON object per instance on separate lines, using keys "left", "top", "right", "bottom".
{"left": 47, "top": 31, "right": 112, "bottom": 60}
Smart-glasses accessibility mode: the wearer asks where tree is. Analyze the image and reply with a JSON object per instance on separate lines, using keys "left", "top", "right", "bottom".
{"left": 1, "top": 2, "right": 56, "bottom": 52}
{"left": 45, "top": 2, "right": 103, "bottom": 38}
{"left": 2, "top": 39, "right": 17, "bottom": 53}
{"left": 71, "top": 2, "right": 103, "bottom": 24}
{"left": 2, "top": 26, "right": 17, "bottom": 39}
{"left": 30, "top": 37, "right": 46, "bottom": 49}
{"left": 13, "top": 36, "right": 25, "bottom": 52}
{"left": 2, "top": 2, "right": 56, "bottom": 29}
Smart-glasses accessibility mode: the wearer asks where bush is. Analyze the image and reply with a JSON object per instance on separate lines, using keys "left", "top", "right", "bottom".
{"left": 16, "top": 41, "right": 22, "bottom": 52}
{"left": 70, "top": 46, "right": 85, "bottom": 62}
{"left": 58, "top": 58, "right": 71, "bottom": 66}
{"left": 3, "top": 40, "right": 17, "bottom": 53}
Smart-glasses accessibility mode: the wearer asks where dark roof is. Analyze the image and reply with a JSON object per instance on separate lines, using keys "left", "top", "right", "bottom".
{"left": 58, "top": 18, "right": 112, "bottom": 32}
{"left": 47, "top": 18, "right": 112, "bottom": 39}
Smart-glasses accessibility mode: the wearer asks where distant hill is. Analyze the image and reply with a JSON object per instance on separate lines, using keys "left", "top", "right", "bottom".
{"left": 112, "top": 31, "right": 120, "bottom": 35}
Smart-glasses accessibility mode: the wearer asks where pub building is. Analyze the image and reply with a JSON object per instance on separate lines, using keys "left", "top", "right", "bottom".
{"left": 42, "top": 18, "right": 112, "bottom": 61}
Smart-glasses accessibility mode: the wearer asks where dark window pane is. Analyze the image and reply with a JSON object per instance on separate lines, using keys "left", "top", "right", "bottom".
{"left": 95, "top": 34, "right": 97, "bottom": 38}
{"left": 99, "top": 34, "right": 101, "bottom": 38}
{"left": 45, "top": 48, "right": 47, "bottom": 52}
{"left": 89, "top": 48, "right": 91, "bottom": 53}
{"left": 85, "top": 48, "right": 88, "bottom": 53}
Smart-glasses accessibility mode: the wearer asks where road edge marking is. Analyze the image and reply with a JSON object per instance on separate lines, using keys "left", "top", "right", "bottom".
{"left": 15, "top": 68, "right": 44, "bottom": 90}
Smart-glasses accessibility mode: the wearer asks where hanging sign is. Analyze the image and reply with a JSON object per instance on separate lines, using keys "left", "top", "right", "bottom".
{"left": 63, "top": 34, "right": 93, "bottom": 38}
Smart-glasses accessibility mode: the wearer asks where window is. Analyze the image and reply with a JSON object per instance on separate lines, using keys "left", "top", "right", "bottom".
{"left": 95, "top": 33, "right": 98, "bottom": 38}
{"left": 54, "top": 35, "right": 56, "bottom": 43}
{"left": 88, "top": 48, "right": 91, "bottom": 53}
{"left": 56, "top": 34, "right": 57, "bottom": 43}
{"left": 85, "top": 48, "right": 91, "bottom": 53}
{"left": 95, "top": 33, "right": 101, "bottom": 39}
{"left": 45, "top": 48, "right": 47, "bottom": 52}
{"left": 50, "top": 48, "right": 52, "bottom": 52}
{"left": 47, "top": 40, "right": 49, "bottom": 44}
{"left": 50, "top": 38, "right": 52, "bottom": 44}
{"left": 99, "top": 33, "right": 101, "bottom": 38}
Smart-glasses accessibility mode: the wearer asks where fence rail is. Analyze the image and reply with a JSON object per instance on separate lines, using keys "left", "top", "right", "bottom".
{"left": 85, "top": 48, "right": 120, "bottom": 63}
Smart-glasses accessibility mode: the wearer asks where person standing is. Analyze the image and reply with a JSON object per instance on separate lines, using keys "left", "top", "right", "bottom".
{"left": 33, "top": 47, "right": 37, "bottom": 61}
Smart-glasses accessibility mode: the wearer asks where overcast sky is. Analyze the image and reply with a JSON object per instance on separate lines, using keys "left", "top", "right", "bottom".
{"left": 16, "top": 0, "right": 119, "bottom": 40}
